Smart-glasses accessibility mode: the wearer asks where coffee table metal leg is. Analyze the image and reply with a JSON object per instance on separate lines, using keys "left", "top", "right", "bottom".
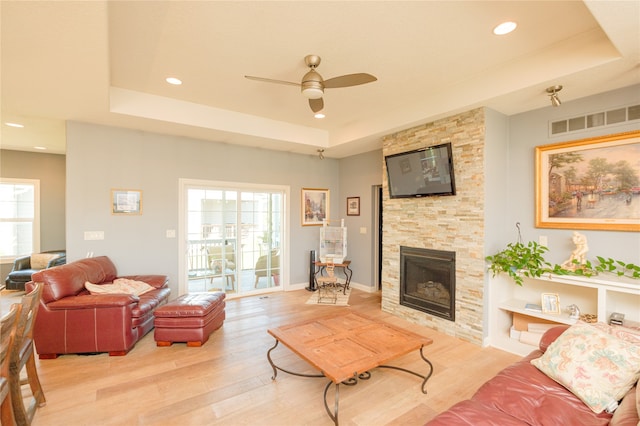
{"left": 267, "top": 338, "right": 325, "bottom": 380}
{"left": 377, "top": 345, "right": 434, "bottom": 393}
{"left": 322, "top": 371, "right": 373, "bottom": 425}
{"left": 323, "top": 381, "right": 340, "bottom": 425}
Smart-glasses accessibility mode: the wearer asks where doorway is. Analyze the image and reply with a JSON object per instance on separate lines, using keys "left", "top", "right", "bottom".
{"left": 373, "top": 185, "right": 383, "bottom": 290}
{"left": 179, "top": 179, "right": 287, "bottom": 297}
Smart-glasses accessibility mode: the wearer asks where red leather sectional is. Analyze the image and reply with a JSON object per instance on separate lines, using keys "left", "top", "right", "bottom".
{"left": 26, "top": 256, "right": 170, "bottom": 358}
{"left": 426, "top": 326, "right": 638, "bottom": 425}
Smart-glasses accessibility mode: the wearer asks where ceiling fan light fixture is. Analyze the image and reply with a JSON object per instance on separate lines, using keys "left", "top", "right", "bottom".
{"left": 301, "top": 70, "right": 324, "bottom": 99}
{"left": 546, "top": 85, "right": 563, "bottom": 107}
{"left": 302, "top": 86, "right": 324, "bottom": 99}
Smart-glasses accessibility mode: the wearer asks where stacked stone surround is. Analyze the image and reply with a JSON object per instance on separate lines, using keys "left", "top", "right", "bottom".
{"left": 381, "top": 108, "right": 485, "bottom": 345}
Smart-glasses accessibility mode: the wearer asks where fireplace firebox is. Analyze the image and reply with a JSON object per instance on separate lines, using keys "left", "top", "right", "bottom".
{"left": 400, "top": 246, "right": 455, "bottom": 321}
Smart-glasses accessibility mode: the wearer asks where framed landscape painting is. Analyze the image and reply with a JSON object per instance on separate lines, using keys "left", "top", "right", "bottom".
{"left": 302, "top": 188, "right": 329, "bottom": 226}
{"left": 535, "top": 130, "right": 640, "bottom": 232}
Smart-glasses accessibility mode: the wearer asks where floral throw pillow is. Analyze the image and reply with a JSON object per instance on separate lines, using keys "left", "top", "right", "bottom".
{"left": 531, "top": 322, "right": 640, "bottom": 414}
{"left": 588, "top": 321, "right": 640, "bottom": 345}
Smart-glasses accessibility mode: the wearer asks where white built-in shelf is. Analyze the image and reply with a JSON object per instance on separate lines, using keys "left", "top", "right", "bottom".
{"left": 489, "top": 272, "right": 640, "bottom": 356}
{"left": 499, "top": 298, "right": 577, "bottom": 326}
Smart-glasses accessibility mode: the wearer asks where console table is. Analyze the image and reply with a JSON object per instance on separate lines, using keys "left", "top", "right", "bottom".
{"left": 314, "top": 260, "right": 352, "bottom": 293}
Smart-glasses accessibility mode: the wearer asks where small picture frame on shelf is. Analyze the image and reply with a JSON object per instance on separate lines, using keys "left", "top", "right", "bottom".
{"left": 541, "top": 293, "right": 560, "bottom": 314}
{"left": 346, "top": 196, "right": 360, "bottom": 216}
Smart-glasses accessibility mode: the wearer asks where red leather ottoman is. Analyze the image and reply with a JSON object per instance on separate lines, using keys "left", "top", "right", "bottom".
{"left": 153, "top": 292, "right": 226, "bottom": 347}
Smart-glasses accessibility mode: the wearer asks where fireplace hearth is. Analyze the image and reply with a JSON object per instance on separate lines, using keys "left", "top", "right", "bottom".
{"left": 400, "top": 246, "right": 455, "bottom": 321}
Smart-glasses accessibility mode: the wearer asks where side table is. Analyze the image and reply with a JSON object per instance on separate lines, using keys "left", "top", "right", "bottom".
{"left": 314, "top": 260, "right": 352, "bottom": 294}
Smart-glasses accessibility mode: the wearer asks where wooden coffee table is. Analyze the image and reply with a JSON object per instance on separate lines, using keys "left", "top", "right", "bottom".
{"left": 267, "top": 311, "right": 434, "bottom": 425}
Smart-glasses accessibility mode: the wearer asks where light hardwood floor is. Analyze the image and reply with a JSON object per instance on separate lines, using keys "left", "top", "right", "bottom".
{"left": 5, "top": 289, "right": 520, "bottom": 425}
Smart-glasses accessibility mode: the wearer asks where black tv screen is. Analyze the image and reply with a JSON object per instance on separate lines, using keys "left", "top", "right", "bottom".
{"left": 385, "top": 143, "right": 456, "bottom": 198}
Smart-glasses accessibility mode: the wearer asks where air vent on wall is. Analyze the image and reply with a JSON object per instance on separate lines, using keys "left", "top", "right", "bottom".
{"left": 550, "top": 104, "right": 640, "bottom": 136}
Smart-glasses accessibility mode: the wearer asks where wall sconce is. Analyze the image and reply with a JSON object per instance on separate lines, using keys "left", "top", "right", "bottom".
{"left": 546, "top": 85, "right": 563, "bottom": 107}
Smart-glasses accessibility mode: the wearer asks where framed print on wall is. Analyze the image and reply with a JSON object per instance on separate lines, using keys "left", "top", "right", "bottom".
{"left": 111, "top": 189, "right": 142, "bottom": 215}
{"left": 302, "top": 188, "right": 329, "bottom": 226}
{"left": 535, "top": 130, "right": 640, "bottom": 232}
{"left": 347, "top": 196, "right": 360, "bottom": 216}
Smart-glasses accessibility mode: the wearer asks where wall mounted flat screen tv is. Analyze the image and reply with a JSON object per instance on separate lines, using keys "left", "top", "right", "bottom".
{"left": 385, "top": 142, "right": 456, "bottom": 198}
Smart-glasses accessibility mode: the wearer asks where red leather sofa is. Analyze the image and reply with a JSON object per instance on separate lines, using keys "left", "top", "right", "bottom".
{"left": 26, "top": 256, "right": 170, "bottom": 358}
{"left": 427, "top": 326, "right": 639, "bottom": 426}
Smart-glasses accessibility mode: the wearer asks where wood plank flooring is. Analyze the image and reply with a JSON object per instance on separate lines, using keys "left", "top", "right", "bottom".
{"left": 6, "top": 289, "right": 520, "bottom": 425}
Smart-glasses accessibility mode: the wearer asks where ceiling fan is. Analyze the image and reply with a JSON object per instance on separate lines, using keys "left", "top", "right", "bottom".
{"left": 245, "top": 54, "right": 377, "bottom": 113}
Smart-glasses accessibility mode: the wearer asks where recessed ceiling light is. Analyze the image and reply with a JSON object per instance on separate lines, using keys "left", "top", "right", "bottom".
{"left": 165, "top": 77, "right": 182, "bottom": 85}
{"left": 493, "top": 21, "right": 517, "bottom": 35}
{"left": 314, "top": 113, "right": 325, "bottom": 119}
{"left": 34, "top": 146, "right": 47, "bottom": 150}
{"left": 5, "top": 122, "right": 24, "bottom": 128}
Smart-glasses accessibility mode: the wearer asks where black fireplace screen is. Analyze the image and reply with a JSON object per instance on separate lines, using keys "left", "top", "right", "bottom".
{"left": 400, "top": 246, "right": 455, "bottom": 321}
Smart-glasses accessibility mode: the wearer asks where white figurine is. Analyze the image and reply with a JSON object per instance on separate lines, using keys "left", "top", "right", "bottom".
{"left": 561, "top": 231, "right": 589, "bottom": 270}
{"left": 567, "top": 304, "right": 581, "bottom": 320}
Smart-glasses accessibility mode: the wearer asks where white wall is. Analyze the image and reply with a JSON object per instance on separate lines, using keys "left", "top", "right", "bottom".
{"left": 339, "top": 149, "right": 383, "bottom": 290}
{"left": 483, "top": 107, "right": 510, "bottom": 342}
{"left": 506, "top": 85, "right": 640, "bottom": 266}
{"left": 65, "top": 122, "right": 340, "bottom": 296}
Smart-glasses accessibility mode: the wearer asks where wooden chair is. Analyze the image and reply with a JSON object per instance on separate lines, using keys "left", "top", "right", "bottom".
{"left": 9, "top": 283, "right": 46, "bottom": 425}
{"left": 316, "top": 260, "right": 338, "bottom": 304}
{"left": 207, "top": 245, "right": 236, "bottom": 291}
{"left": 1, "top": 304, "right": 20, "bottom": 426}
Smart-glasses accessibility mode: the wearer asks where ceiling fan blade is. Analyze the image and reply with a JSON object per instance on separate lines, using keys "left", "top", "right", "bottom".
{"left": 323, "top": 73, "right": 377, "bottom": 89}
{"left": 244, "top": 75, "right": 300, "bottom": 87}
{"left": 309, "top": 98, "right": 324, "bottom": 113}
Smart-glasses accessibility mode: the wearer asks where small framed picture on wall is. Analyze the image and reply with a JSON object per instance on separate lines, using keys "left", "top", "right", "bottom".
{"left": 111, "top": 189, "right": 142, "bottom": 215}
{"left": 347, "top": 197, "right": 360, "bottom": 216}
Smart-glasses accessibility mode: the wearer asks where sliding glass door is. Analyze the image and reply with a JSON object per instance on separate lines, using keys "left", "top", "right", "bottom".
{"left": 180, "top": 180, "right": 286, "bottom": 297}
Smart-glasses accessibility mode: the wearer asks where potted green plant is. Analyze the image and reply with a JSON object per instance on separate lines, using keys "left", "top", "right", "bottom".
{"left": 486, "top": 240, "right": 552, "bottom": 286}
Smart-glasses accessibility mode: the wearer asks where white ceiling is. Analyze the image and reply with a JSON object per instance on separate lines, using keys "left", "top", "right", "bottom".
{"left": 1, "top": 1, "right": 639, "bottom": 158}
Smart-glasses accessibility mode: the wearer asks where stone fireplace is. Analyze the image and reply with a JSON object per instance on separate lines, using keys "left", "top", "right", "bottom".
{"left": 381, "top": 107, "right": 485, "bottom": 345}
{"left": 400, "top": 246, "right": 455, "bottom": 321}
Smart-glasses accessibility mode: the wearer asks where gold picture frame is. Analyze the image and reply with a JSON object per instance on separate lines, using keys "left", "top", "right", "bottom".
{"left": 302, "top": 188, "right": 329, "bottom": 226}
{"left": 111, "top": 189, "right": 142, "bottom": 215}
{"left": 535, "top": 130, "right": 640, "bottom": 231}
{"left": 541, "top": 293, "right": 560, "bottom": 315}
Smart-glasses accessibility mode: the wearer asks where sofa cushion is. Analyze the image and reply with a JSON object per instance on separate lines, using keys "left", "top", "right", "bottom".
{"left": 425, "top": 399, "right": 529, "bottom": 425}
{"left": 131, "top": 287, "right": 171, "bottom": 319}
{"left": 33, "top": 256, "right": 118, "bottom": 303}
{"left": 7, "top": 269, "right": 38, "bottom": 282}
{"left": 531, "top": 322, "right": 640, "bottom": 414}
{"left": 472, "top": 350, "right": 611, "bottom": 425}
